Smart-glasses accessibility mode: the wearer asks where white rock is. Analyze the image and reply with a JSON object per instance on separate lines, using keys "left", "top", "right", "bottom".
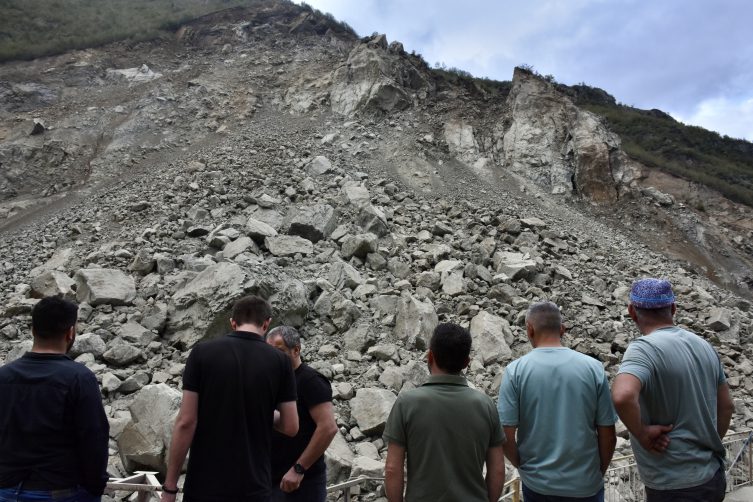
{"left": 350, "top": 387, "right": 397, "bottom": 435}
{"left": 74, "top": 268, "right": 136, "bottom": 306}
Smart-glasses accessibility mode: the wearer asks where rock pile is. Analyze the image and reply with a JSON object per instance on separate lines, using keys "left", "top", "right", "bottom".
{"left": 0, "top": 2, "right": 751, "bottom": 500}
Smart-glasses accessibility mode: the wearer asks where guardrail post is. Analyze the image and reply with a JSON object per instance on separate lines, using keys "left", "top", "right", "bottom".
{"left": 512, "top": 477, "right": 520, "bottom": 502}
{"left": 748, "top": 435, "right": 752, "bottom": 486}
{"left": 343, "top": 487, "right": 350, "bottom": 502}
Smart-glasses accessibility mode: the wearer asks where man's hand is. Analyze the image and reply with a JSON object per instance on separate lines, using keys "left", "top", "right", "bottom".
{"left": 160, "top": 492, "right": 177, "bottom": 502}
{"left": 280, "top": 467, "right": 304, "bottom": 493}
{"left": 636, "top": 424, "right": 673, "bottom": 453}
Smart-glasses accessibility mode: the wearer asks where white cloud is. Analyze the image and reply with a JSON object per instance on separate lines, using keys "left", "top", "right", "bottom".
{"left": 674, "top": 96, "right": 753, "bottom": 141}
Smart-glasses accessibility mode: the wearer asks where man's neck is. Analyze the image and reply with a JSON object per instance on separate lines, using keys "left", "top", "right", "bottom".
{"left": 234, "top": 324, "right": 265, "bottom": 336}
{"left": 640, "top": 322, "right": 675, "bottom": 335}
{"left": 292, "top": 357, "right": 302, "bottom": 370}
{"left": 533, "top": 335, "right": 562, "bottom": 348}
{"left": 31, "top": 344, "right": 66, "bottom": 354}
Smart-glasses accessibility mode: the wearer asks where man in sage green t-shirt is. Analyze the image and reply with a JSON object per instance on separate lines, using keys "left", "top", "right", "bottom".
{"left": 613, "top": 278, "right": 735, "bottom": 502}
{"left": 383, "top": 323, "right": 505, "bottom": 502}
{"left": 498, "top": 301, "right": 617, "bottom": 501}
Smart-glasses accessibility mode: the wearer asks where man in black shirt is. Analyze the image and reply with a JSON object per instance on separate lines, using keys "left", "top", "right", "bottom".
{"left": 266, "top": 326, "right": 337, "bottom": 502}
{"left": 162, "top": 295, "right": 298, "bottom": 502}
{"left": 0, "top": 296, "right": 109, "bottom": 502}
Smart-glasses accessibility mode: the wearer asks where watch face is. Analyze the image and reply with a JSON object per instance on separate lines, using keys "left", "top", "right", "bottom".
{"left": 294, "top": 463, "right": 305, "bottom": 474}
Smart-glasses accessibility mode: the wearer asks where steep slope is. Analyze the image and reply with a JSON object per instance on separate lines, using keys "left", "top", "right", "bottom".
{"left": 0, "top": 2, "right": 752, "bottom": 497}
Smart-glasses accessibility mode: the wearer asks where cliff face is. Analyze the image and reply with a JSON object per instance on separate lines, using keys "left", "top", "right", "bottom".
{"left": 500, "top": 68, "right": 642, "bottom": 203}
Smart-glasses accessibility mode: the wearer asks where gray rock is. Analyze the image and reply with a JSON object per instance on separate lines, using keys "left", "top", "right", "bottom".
{"left": 350, "top": 387, "right": 397, "bottom": 435}
{"left": 308, "top": 156, "right": 334, "bottom": 176}
{"left": 222, "top": 236, "right": 258, "bottom": 259}
{"left": 470, "top": 311, "right": 513, "bottom": 365}
{"left": 118, "top": 384, "right": 181, "bottom": 472}
{"left": 325, "top": 432, "right": 354, "bottom": 484}
{"left": 329, "top": 261, "right": 363, "bottom": 290}
{"left": 351, "top": 456, "right": 385, "bottom": 478}
{"left": 343, "top": 322, "right": 375, "bottom": 352}
{"left": 341, "top": 233, "right": 378, "bottom": 259}
{"left": 74, "top": 269, "right": 136, "bottom": 306}
{"left": 69, "top": 333, "right": 106, "bottom": 358}
{"left": 493, "top": 251, "right": 538, "bottom": 281}
{"left": 284, "top": 204, "right": 337, "bottom": 243}
{"left": 102, "top": 344, "right": 143, "bottom": 366}
{"left": 141, "top": 302, "right": 168, "bottom": 333}
{"left": 394, "top": 293, "right": 438, "bottom": 349}
{"left": 708, "top": 308, "right": 732, "bottom": 332}
{"left": 358, "top": 204, "right": 389, "bottom": 237}
{"left": 30, "top": 270, "right": 75, "bottom": 299}
{"left": 128, "top": 250, "right": 155, "bottom": 275}
{"left": 265, "top": 235, "right": 314, "bottom": 256}
{"left": 343, "top": 185, "right": 371, "bottom": 209}
{"left": 246, "top": 217, "right": 278, "bottom": 241}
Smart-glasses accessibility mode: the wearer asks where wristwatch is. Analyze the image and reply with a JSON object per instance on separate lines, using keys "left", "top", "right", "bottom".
{"left": 294, "top": 463, "right": 307, "bottom": 475}
{"left": 161, "top": 485, "right": 179, "bottom": 495}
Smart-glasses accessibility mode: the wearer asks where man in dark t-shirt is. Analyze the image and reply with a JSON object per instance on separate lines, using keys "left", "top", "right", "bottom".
{"left": 162, "top": 296, "right": 298, "bottom": 502}
{"left": 266, "top": 326, "right": 337, "bottom": 502}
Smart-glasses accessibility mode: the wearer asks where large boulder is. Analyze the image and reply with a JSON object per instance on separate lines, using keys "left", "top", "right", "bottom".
{"left": 265, "top": 236, "right": 314, "bottom": 257}
{"left": 394, "top": 292, "right": 438, "bottom": 349}
{"left": 30, "top": 270, "right": 75, "bottom": 299}
{"left": 325, "top": 431, "right": 354, "bottom": 484}
{"left": 283, "top": 204, "right": 338, "bottom": 243}
{"left": 74, "top": 269, "right": 136, "bottom": 306}
{"left": 118, "top": 384, "right": 181, "bottom": 473}
{"left": 341, "top": 233, "right": 378, "bottom": 259}
{"left": 167, "top": 262, "right": 266, "bottom": 348}
{"left": 470, "top": 311, "right": 513, "bottom": 365}
{"left": 349, "top": 387, "right": 397, "bottom": 435}
{"left": 329, "top": 261, "right": 363, "bottom": 290}
{"left": 493, "top": 251, "right": 538, "bottom": 281}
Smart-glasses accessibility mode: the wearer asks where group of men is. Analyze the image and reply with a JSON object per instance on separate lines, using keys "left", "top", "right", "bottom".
{"left": 0, "top": 278, "right": 735, "bottom": 502}
{"left": 383, "top": 278, "right": 733, "bottom": 502}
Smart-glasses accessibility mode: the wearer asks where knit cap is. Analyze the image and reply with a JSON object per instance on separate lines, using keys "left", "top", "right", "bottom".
{"left": 629, "top": 278, "right": 675, "bottom": 309}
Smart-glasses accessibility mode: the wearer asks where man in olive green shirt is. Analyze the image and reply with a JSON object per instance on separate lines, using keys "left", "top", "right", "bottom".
{"left": 383, "top": 323, "right": 505, "bottom": 502}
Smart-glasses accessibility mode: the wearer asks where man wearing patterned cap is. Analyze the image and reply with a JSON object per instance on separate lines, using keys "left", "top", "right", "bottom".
{"left": 612, "top": 278, "right": 735, "bottom": 502}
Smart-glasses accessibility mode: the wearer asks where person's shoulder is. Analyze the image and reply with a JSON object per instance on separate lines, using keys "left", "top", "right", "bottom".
{"left": 568, "top": 349, "right": 603, "bottom": 368}
{"left": 299, "top": 363, "right": 330, "bottom": 384}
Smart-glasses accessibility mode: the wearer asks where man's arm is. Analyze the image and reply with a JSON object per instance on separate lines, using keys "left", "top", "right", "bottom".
{"left": 597, "top": 426, "right": 617, "bottom": 474}
{"left": 280, "top": 401, "right": 338, "bottom": 493}
{"left": 501, "top": 426, "right": 519, "bottom": 468}
{"left": 162, "top": 390, "right": 199, "bottom": 501}
{"left": 612, "top": 374, "right": 672, "bottom": 453}
{"left": 716, "top": 383, "right": 734, "bottom": 439}
{"left": 74, "top": 373, "right": 110, "bottom": 496}
{"left": 274, "top": 401, "right": 299, "bottom": 437}
{"left": 385, "top": 442, "right": 406, "bottom": 502}
{"left": 485, "top": 445, "right": 505, "bottom": 502}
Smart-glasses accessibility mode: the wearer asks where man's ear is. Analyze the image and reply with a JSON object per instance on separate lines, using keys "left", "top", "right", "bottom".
{"left": 229, "top": 318, "right": 238, "bottom": 330}
{"left": 670, "top": 303, "right": 677, "bottom": 317}
{"left": 427, "top": 350, "right": 434, "bottom": 366}
{"left": 65, "top": 325, "right": 76, "bottom": 344}
{"left": 559, "top": 324, "right": 566, "bottom": 337}
{"left": 261, "top": 318, "right": 272, "bottom": 332}
{"left": 526, "top": 321, "right": 535, "bottom": 339}
{"left": 462, "top": 356, "right": 471, "bottom": 370}
{"left": 628, "top": 304, "right": 638, "bottom": 323}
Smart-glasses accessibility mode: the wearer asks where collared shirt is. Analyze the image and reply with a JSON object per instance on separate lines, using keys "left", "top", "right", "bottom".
{"left": 0, "top": 352, "right": 109, "bottom": 495}
{"left": 498, "top": 347, "right": 617, "bottom": 498}
{"left": 383, "top": 374, "right": 504, "bottom": 502}
{"left": 618, "top": 326, "right": 726, "bottom": 490}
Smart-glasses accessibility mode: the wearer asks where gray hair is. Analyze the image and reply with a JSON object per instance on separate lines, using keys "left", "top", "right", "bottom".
{"left": 525, "top": 301, "right": 563, "bottom": 333}
{"left": 266, "top": 325, "right": 301, "bottom": 349}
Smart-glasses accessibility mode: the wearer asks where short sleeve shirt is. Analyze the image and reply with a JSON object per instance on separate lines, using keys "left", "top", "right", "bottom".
{"left": 182, "top": 331, "right": 296, "bottom": 500}
{"left": 383, "top": 374, "right": 504, "bottom": 502}
{"left": 271, "top": 363, "right": 332, "bottom": 482}
{"left": 618, "top": 326, "right": 726, "bottom": 490}
{"left": 498, "top": 347, "right": 617, "bottom": 498}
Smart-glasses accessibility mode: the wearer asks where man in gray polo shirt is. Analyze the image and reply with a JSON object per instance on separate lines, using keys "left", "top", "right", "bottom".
{"left": 498, "top": 301, "right": 617, "bottom": 501}
{"left": 612, "top": 278, "right": 735, "bottom": 502}
{"left": 383, "top": 323, "right": 505, "bottom": 502}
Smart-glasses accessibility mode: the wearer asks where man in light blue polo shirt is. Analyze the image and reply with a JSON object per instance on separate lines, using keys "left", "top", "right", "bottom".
{"left": 498, "top": 301, "right": 617, "bottom": 501}
{"left": 612, "top": 278, "right": 735, "bottom": 502}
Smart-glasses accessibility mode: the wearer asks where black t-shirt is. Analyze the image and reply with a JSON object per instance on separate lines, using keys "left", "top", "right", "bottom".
{"left": 182, "top": 331, "right": 296, "bottom": 501}
{"left": 271, "top": 363, "right": 332, "bottom": 483}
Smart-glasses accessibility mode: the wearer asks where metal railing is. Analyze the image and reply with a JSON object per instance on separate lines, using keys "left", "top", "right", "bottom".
{"left": 106, "top": 430, "right": 752, "bottom": 501}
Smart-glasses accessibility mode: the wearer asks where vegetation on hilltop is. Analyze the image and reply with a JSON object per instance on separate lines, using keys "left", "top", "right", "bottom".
{"left": 0, "top": 0, "right": 355, "bottom": 62}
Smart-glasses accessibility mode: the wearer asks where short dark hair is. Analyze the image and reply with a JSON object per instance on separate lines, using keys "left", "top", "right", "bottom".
{"left": 430, "top": 323, "right": 472, "bottom": 374}
{"left": 31, "top": 297, "right": 78, "bottom": 340}
{"left": 231, "top": 295, "right": 272, "bottom": 327}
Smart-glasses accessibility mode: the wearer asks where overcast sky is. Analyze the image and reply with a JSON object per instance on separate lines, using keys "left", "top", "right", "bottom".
{"left": 302, "top": 0, "right": 753, "bottom": 141}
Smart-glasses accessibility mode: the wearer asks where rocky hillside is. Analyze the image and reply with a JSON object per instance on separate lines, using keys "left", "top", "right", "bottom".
{"left": 0, "top": 1, "right": 752, "bottom": 499}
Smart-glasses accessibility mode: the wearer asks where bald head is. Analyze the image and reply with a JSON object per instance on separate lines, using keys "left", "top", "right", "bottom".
{"left": 525, "top": 301, "right": 563, "bottom": 334}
